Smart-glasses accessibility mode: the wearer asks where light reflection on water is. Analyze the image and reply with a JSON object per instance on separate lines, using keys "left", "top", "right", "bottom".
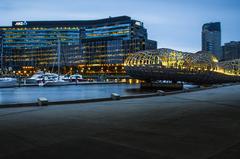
{"left": 0, "top": 84, "right": 147, "bottom": 104}
{"left": 0, "top": 84, "right": 198, "bottom": 105}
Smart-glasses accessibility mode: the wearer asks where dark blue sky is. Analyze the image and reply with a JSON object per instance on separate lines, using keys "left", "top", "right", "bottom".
{"left": 1, "top": 0, "right": 240, "bottom": 52}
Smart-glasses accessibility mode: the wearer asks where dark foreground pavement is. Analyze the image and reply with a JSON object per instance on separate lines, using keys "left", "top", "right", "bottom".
{"left": 0, "top": 85, "right": 240, "bottom": 159}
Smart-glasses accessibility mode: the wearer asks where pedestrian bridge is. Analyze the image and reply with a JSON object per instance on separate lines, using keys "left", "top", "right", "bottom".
{"left": 124, "top": 48, "right": 240, "bottom": 84}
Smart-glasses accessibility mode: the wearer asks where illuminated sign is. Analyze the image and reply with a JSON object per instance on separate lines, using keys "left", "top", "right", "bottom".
{"left": 135, "top": 21, "right": 142, "bottom": 26}
{"left": 14, "top": 21, "right": 27, "bottom": 26}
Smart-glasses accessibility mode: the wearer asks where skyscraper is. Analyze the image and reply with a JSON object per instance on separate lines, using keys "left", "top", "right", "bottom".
{"left": 202, "top": 22, "right": 222, "bottom": 59}
{"left": 222, "top": 41, "right": 240, "bottom": 61}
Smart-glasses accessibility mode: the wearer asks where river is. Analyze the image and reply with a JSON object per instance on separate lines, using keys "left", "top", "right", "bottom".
{"left": 0, "top": 84, "right": 147, "bottom": 105}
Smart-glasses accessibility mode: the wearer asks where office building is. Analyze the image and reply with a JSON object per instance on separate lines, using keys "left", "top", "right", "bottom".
{"left": 202, "top": 22, "right": 222, "bottom": 59}
{"left": 0, "top": 16, "right": 157, "bottom": 75}
{"left": 222, "top": 41, "right": 240, "bottom": 61}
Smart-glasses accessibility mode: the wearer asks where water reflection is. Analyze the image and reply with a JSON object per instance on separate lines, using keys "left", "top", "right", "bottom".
{"left": 0, "top": 84, "right": 147, "bottom": 104}
{"left": 0, "top": 83, "right": 198, "bottom": 105}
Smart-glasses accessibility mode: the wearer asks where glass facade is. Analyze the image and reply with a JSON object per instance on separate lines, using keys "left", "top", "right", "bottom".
{"left": 222, "top": 41, "right": 240, "bottom": 61}
{"left": 0, "top": 16, "right": 157, "bottom": 75}
{"left": 1, "top": 27, "right": 80, "bottom": 69}
{"left": 85, "top": 24, "right": 131, "bottom": 39}
{"left": 202, "top": 22, "right": 222, "bottom": 60}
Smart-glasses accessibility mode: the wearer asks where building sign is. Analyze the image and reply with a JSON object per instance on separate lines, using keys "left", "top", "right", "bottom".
{"left": 14, "top": 21, "right": 27, "bottom": 26}
{"left": 135, "top": 21, "right": 142, "bottom": 26}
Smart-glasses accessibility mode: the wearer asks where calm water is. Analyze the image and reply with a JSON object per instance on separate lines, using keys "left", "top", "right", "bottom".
{"left": 0, "top": 84, "right": 149, "bottom": 105}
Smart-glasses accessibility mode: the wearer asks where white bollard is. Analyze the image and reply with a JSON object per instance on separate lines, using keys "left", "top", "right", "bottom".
{"left": 157, "top": 90, "right": 165, "bottom": 96}
{"left": 111, "top": 93, "right": 120, "bottom": 100}
{"left": 37, "top": 97, "right": 48, "bottom": 106}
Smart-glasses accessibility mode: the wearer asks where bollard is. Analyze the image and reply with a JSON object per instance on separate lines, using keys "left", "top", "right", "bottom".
{"left": 37, "top": 97, "right": 48, "bottom": 106}
{"left": 111, "top": 93, "right": 120, "bottom": 100}
{"left": 183, "top": 87, "right": 190, "bottom": 92}
{"left": 212, "top": 85, "right": 219, "bottom": 88}
{"left": 157, "top": 90, "right": 165, "bottom": 96}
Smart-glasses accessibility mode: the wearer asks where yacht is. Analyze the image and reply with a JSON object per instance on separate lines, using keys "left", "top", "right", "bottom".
{"left": 26, "top": 71, "right": 59, "bottom": 84}
{"left": 39, "top": 39, "right": 87, "bottom": 86}
{"left": 63, "top": 74, "right": 86, "bottom": 82}
{"left": 39, "top": 77, "right": 70, "bottom": 86}
{"left": 39, "top": 73, "right": 71, "bottom": 86}
{"left": 39, "top": 39, "right": 72, "bottom": 87}
{"left": 0, "top": 77, "right": 17, "bottom": 88}
{"left": 26, "top": 71, "right": 44, "bottom": 84}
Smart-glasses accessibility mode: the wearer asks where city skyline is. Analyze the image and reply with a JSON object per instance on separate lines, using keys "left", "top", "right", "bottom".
{"left": 1, "top": 0, "right": 240, "bottom": 52}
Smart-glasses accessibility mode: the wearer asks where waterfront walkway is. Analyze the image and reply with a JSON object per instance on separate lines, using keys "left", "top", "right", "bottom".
{"left": 0, "top": 85, "right": 240, "bottom": 159}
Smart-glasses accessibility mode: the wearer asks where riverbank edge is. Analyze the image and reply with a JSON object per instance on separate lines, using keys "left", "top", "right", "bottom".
{"left": 14, "top": 81, "right": 130, "bottom": 87}
{"left": 0, "top": 83, "right": 239, "bottom": 109}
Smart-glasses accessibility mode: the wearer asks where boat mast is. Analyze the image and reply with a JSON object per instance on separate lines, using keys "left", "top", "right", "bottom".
{"left": 57, "top": 37, "right": 61, "bottom": 80}
{"left": 1, "top": 38, "right": 3, "bottom": 72}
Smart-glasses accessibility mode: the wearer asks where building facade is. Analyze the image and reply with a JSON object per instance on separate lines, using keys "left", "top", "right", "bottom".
{"left": 202, "top": 22, "right": 222, "bottom": 60}
{"left": 222, "top": 41, "right": 240, "bottom": 61}
{"left": 0, "top": 16, "right": 157, "bottom": 75}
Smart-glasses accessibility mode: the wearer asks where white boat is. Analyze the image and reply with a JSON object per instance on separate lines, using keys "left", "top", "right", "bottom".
{"left": 38, "top": 73, "right": 60, "bottom": 86}
{"left": 63, "top": 74, "right": 86, "bottom": 82}
{"left": 39, "top": 39, "right": 72, "bottom": 87}
{"left": 38, "top": 39, "right": 86, "bottom": 87}
{"left": 39, "top": 78, "right": 71, "bottom": 87}
{"left": 26, "top": 71, "right": 44, "bottom": 84}
{"left": 0, "top": 78, "right": 17, "bottom": 88}
{"left": 27, "top": 71, "right": 59, "bottom": 85}
{"left": 70, "top": 74, "right": 85, "bottom": 81}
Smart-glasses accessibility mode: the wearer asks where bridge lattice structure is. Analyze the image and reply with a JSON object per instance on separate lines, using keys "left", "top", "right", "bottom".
{"left": 124, "top": 48, "right": 240, "bottom": 84}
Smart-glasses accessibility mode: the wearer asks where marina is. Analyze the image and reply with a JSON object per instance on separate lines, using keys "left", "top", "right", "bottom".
{"left": 0, "top": 1, "right": 240, "bottom": 159}
{"left": 0, "top": 83, "right": 199, "bottom": 106}
{"left": 0, "top": 78, "right": 17, "bottom": 88}
{"left": 0, "top": 84, "right": 239, "bottom": 159}
{"left": 0, "top": 84, "right": 145, "bottom": 105}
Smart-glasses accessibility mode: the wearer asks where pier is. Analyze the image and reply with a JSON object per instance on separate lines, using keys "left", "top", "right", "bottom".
{"left": 0, "top": 84, "right": 240, "bottom": 159}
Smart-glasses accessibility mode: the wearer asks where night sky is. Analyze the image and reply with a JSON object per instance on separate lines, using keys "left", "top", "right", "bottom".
{"left": 1, "top": 0, "right": 240, "bottom": 52}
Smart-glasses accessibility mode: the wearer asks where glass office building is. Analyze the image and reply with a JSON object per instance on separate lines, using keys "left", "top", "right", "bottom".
{"left": 202, "top": 22, "right": 222, "bottom": 60}
{"left": 222, "top": 41, "right": 240, "bottom": 61}
{"left": 0, "top": 16, "right": 157, "bottom": 75}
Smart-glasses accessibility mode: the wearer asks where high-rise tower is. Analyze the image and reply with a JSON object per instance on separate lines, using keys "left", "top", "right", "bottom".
{"left": 202, "top": 22, "right": 221, "bottom": 59}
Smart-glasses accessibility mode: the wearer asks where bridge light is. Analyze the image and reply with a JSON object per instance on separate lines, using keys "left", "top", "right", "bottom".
{"left": 129, "top": 79, "right": 132, "bottom": 84}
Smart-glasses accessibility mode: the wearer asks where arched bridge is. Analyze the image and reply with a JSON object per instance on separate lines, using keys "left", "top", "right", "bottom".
{"left": 124, "top": 48, "right": 240, "bottom": 84}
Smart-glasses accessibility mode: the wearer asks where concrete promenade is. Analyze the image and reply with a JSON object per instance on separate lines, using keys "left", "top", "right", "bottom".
{"left": 0, "top": 85, "right": 240, "bottom": 159}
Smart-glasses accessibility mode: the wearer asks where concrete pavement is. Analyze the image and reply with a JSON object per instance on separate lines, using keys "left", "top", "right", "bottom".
{"left": 0, "top": 85, "right": 240, "bottom": 159}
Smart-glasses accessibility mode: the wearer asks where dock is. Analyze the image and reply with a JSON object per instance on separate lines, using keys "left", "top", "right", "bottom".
{"left": 0, "top": 84, "right": 240, "bottom": 158}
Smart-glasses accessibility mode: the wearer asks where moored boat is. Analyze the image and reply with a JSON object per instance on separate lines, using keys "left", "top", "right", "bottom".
{"left": 63, "top": 74, "right": 87, "bottom": 82}
{"left": 38, "top": 38, "right": 87, "bottom": 86}
{"left": 0, "top": 78, "right": 17, "bottom": 88}
{"left": 39, "top": 78, "right": 71, "bottom": 87}
{"left": 26, "top": 71, "right": 44, "bottom": 84}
